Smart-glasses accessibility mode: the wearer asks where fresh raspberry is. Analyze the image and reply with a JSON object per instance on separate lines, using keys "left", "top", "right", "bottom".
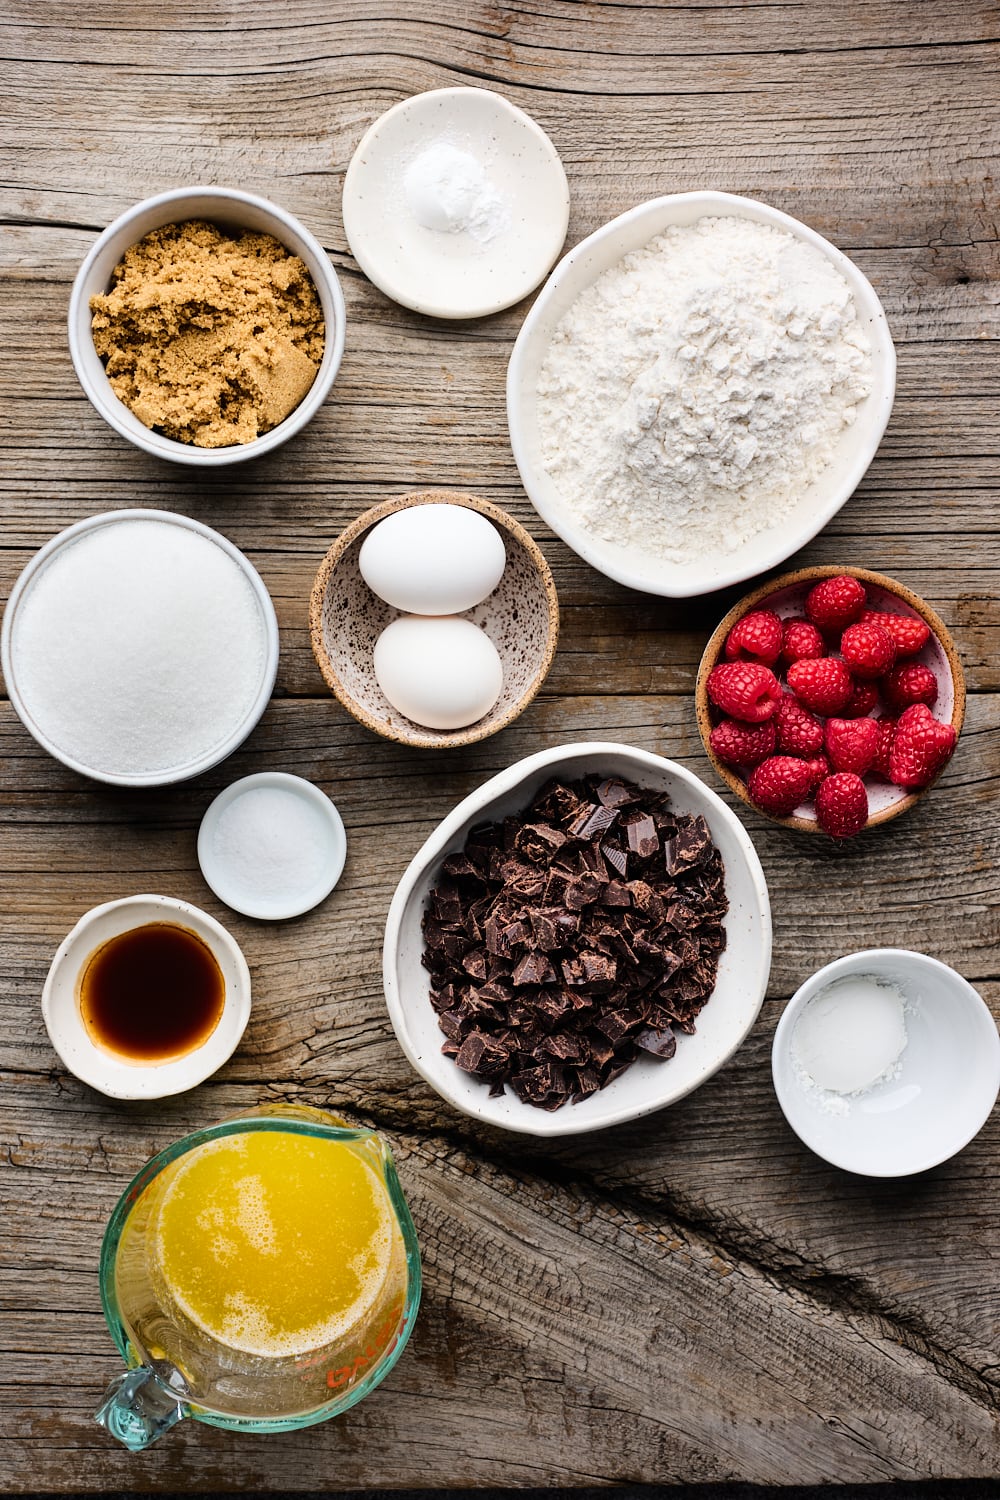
{"left": 860, "top": 607, "right": 930, "bottom": 658}
{"left": 802, "top": 754, "right": 830, "bottom": 792}
{"left": 840, "top": 621, "right": 896, "bottom": 679}
{"left": 815, "top": 772, "right": 869, "bottom": 839}
{"left": 780, "top": 616, "right": 825, "bottom": 666}
{"left": 871, "top": 717, "right": 897, "bottom": 779}
{"left": 724, "top": 609, "right": 783, "bottom": 666}
{"left": 709, "top": 717, "right": 777, "bottom": 770}
{"left": 786, "top": 656, "right": 854, "bottom": 716}
{"left": 775, "top": 692, "right": 824, "bottom": 756}
{"left": 888, "top": 703, "right": 957, "bottom": 788}
{"left": 746, "top": 756, "right": 815, "bottom": 817}
{"left": 805, "top": 575, "right": 867, "bottom": 633}
{"left": 824, "top": 716, "right": 878, "bottom": 775}
{"left": 706, "top": 662, "right": 781, "bottom": 723}
{"left": 882, "top": 662, "right": 938, "bottom": 711}
{"left": 841, "top": 679, "right": 881, "bottom": 719}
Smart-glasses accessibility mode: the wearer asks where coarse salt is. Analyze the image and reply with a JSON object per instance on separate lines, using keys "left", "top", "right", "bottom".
{"left": 10, "top": 517, "right": 268, "bottom": 777}
{"left": 209, "top": 785, "right": 334, "bottom": 905}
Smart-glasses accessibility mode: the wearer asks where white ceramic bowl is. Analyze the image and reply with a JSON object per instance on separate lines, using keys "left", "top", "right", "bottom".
{"left": 772, "top": 949, "right": 1000, "bottom": 1176}
{"left": 383, "top": 742, "right": 772, "bottom": 1137}
{"left": 1, "top": 509, "right": 279, "bottom": 787}
{"left": 68, "top": 186, "right": 346, "bottom": 465}
{"left": 343, "top": 87, "right": 569, "bottom": 319}
{"left": 507, "top": 191, "right": 896, "bottom": 598}
{"left": 42, "top": 895, "right": 252, "bottom": 1100}
{"left": 197, "top": 771, "right": 348, "bottom": 921}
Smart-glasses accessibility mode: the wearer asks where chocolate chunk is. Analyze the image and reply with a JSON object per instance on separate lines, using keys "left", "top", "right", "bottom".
{"left": 421, "top": 773, "right": 729, "bottom": 1110}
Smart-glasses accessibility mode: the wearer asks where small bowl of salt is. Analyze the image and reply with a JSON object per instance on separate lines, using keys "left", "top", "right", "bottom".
{"left": 197, "top": 772, "right": 347, "bottom": 921}
{"left": 772, "top": 949, "right": 1000, "bottom": 1177}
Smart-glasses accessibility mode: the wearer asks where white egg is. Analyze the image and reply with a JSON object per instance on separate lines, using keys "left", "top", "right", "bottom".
{"left": 373, "top": 616, "right": 504, "bottom": 731}
{"left": 359, "top": 504, "right": 506, "bottom": 615}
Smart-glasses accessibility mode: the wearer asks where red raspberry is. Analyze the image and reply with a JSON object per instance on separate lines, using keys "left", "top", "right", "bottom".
{"left": 841, "top": 679, "right": 880, "bottom": 719}
{"left": 781, "top": 616, "right": 825, "bottom": 666}
{"left": 840, "top": 621, "right": 896, "bottom": 679}
{"left": 786, "top": 656, "right": 854, "bottom": 716}
{"left": 724, "top": 609, "right": 783, "bottom": 666}
{"left": 709, "top": 717, "right": 777, "bottom": 770}
{"left": 888, "top": 704, "right": 957, "bottom": 788}
{"left": 882, "top": 662, "right": 938, "bottom": 711}
{"left": 824, "top": 716, "right": 878, "bottom": 775}
{"left": 746, "top": 755, "right": 815, "bottom": 817}
{"left": 706, "top": 662, "right": 781, "bottom": 723}
{"left": 871, "top": 717, "right": 897, "bottom": 779}
{"left": 805, "top": 575, "right": 867, "bottom": 633}
{"left": 815, "top": 772, "right": 869, "bottom": 839}
{"left": 802, "top": 754, "right": 830, "bottom": 791}
{"left": 775, "top": 692, "right": 824, "bottom": 756}
{"left": 860, "top": 608, "right": 930, "bottom": 658}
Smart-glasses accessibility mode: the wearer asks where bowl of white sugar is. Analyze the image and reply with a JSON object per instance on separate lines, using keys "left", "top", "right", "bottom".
{"left": 772, "top": 949, "right": 1000, "bottom": 1177}
{"left": 507, "top": 192, "right": 896, "bottom": 598}
{"left": 2, "top": 510, "right": 279, "bottom": 786}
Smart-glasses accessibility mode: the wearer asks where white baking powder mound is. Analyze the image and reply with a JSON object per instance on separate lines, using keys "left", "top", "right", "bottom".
{"left": 10, "top": 518, "right": 268, "bottom": 776}
{"left": 536, "top": 215, "right": 873, "bottom": 562}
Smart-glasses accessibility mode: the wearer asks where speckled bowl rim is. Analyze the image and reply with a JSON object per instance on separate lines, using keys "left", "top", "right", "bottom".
{"left": 308, "top": 490, "right": 560, "bottom": 749}
{"left": 695, "top": 565, "right": 966, "bottom": 833}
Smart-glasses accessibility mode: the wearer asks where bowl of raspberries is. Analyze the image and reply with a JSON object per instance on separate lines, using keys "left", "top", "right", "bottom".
{"left": 695, "top": 567, "right": 965, "bottom": 839}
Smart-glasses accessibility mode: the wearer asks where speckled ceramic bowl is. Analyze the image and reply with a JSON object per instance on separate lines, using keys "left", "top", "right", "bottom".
{"left": 309, "top": 491, "right": 559, "bottom": 748}
{"left": 695, "top": 565, "right": 965, "bottom": 833}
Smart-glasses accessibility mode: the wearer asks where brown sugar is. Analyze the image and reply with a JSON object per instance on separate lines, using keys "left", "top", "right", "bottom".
{"left": 90, "top": 220, "right": 325, "bottom": 448}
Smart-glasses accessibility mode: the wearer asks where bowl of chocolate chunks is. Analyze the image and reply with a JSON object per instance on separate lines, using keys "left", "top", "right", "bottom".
{"left": 383, "top": 741, "right": 772, "bottom": 1137}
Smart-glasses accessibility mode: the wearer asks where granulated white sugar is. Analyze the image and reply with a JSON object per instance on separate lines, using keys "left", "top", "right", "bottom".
{"left": 10, "top": 517, "right": 268, "bottom": 777}
{"left": 209, "top": 785, "right": 333, "bottom": 904}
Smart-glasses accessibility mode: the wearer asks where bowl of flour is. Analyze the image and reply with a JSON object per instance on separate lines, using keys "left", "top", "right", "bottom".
{"left": 507, "top": 192, "right": 895, "bottom": 597}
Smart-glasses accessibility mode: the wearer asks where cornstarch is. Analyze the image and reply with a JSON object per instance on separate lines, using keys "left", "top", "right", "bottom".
{"left": 536, "top": 216, "right": 873, "bottom": 562}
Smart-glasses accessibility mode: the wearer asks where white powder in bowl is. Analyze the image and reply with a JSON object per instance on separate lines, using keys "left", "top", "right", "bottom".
{"left": 9, "top": 517, "right": 269, "bottom": 778}
{"left": 536, "top": 215, "right": 873, "bottom": 563}
{"left": 210, "top": 785, "right": 335, "bottom": 905}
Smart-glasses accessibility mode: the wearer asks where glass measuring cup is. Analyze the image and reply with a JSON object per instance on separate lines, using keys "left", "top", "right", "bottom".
{"left": 95, "top": 1104, "right": 421, "bottom": 1450}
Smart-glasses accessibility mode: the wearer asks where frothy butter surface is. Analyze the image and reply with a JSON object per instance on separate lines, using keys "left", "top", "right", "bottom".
{"left": 154, "top": 1131, "right": 394, "bottom": 1357}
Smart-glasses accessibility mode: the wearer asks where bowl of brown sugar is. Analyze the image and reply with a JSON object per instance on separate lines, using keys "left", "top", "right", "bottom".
{"left": 68, "top": 186, "right": 346, "bottom": 465}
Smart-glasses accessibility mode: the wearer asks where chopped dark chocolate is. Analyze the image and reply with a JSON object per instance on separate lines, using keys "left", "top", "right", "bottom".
{"left": 420, "top": 772, "right": 729, "bottom": 1110}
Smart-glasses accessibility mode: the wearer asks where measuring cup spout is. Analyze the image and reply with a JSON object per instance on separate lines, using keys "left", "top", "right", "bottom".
{"left": 94, "top": 1365, "right": 188, "bottom": 1450}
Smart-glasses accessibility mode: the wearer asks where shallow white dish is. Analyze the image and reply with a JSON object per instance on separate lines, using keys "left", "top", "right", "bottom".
{"left": 507, "top": 190, "right": 896, "bottom": 598}
{"left": 343, "top": 87, "right": 570, "bottom": 319}
{"left": 68, "top": 186, "right": 346, "bottom": 466}
{"left": 42, "top": 895, "right": 252, "bottom": 1100}
{"left": 772, "top": 949, "right": 1000, "bottom": 1177}
{"left": 383, "top": 741, "right": 772, "bottom": 1137}
{"left": 1, "top": 509, "right": 279, "bottom": 787}
{"left": 198, "top": 772, "right": 347, "bottom": 921}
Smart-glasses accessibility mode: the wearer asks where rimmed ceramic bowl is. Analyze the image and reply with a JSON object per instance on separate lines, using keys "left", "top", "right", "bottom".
{"left": 383, "top": 741, "right": 772, "bottom": 1137}
{"left": 695, "top": 565, "right": 965, "bottom": 833}
{"left": 507, "top": 190, "right": 895, "bottom": 598}
{"left": 772, "top": 949, "right": 1000, "bottom": 1176}
{"left": 42, "top": 894, "right": 252, "bottom": 1100}
{"left": 68, "top": 186, "right": 346, "bottom": 466}
{"left": 1, "top": 509, "right": 279, "bottom": 787}
{"left": 309, "top": 491, "right": 559, "bottom": 749}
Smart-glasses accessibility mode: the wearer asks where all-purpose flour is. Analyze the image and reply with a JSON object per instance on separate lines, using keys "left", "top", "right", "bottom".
{"left": 536, "top": 216, "right": 873, "bottom": 562}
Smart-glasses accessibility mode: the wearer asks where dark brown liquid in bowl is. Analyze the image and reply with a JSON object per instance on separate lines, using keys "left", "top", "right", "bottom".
{"left": 79, "top": 923, "right": 225, "bottom": 1061}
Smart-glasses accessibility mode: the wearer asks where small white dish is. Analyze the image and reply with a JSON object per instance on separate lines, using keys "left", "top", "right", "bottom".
{"left": 507, "top": 190, "right": 896, "bottom": 598}
{"left": 342, "top": 87, "right": 570, "bottom": 319}
{"left": 2, "top": 509, "right": 279, "bottom": 787}
{"left": 68, "top": 186, "right": 346, "bottom": 466}
{"left": 383, "top": 742, "right": 771, "bottom": 1137}
{"left": 772, "top": 949, "right": 1000, "bottom": 1177}
{"left": 42, "top": 895, "right": 252, "bottom": 1100}
{"left": 197, "top": 772, "right": 347, "bottom": 921}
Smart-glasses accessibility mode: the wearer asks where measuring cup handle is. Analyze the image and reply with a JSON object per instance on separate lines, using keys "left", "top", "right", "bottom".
{"left": 94, "top": 1365, "right": 188, "bottom": 1450}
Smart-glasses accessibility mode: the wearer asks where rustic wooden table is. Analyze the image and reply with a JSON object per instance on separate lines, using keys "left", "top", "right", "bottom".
{"left": 3, "top": 1, "right": 999, "bottom": 1490}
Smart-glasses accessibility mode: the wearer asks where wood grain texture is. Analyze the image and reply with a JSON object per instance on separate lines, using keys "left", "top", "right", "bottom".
{"left": 2, "top": 0, "right": 999, "bottom": 1489}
